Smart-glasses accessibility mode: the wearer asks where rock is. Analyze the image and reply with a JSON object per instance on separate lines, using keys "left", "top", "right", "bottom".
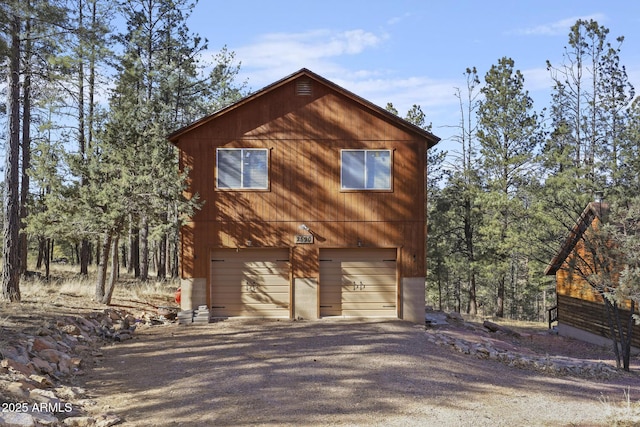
{"left": 29, "top": 374, "right": 54, "bottom": 388}
{"left": 114, "top": 333, "right": 132, "bottom": 342}
{"left": 55, "top": 386, "right": 86, "bottom": 400}
{"left": 106, "top": 309, "right": 122, "bottom": 322}
{"left": 59, "top": 324, "right": 82, "bottom": 336}
{"left": 446, "top": 311, "right": 464, "bottom": 323}
{"left": 5, "top": 381, "right": 30, "bottom": 398}
{"left": 425, "top": 325, "right": 618, "bottom": 379}
{"left": 0, "top": 412, "right": 37, "bottom": 427}
{"left": 95, "top": 414, "right": 121, "bottom": 427}
{"left": 2, "top": 345, "right": 30, "bottom": 365}
{"left": 38, "top": 349, "right": 70, "bottom": 365}
{"left": 29, "top": 388, "right": 60, "bottom": 405}
{"left": 63, "top": 416, "right": 95, "bottom": 426}
{"left": 1, "top": 358, "right": 36, "bottom": 377}
{"left": 29, "top": 410, "right": 59, "bottom": 426}
{"left": 112, "top": 320, "right": 124, "bottom": 331}
{"left": 32, "top": 336, "right": 58, "bottom": 352}
{"left": 31, "top": 357, "right": 54, "bottom": 375}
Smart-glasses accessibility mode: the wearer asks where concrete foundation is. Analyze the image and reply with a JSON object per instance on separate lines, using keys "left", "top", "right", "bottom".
{"left": 402, "top": 277, "right": 426, "bottom": 324}
{"left": 294, "top": 278, "right": 318, "bottom": 320}
{"left": 180, "top": 278, "right": 207, "bottom": 311}
{"left": 558, "top": 323, "right": 640, "bottom": 355}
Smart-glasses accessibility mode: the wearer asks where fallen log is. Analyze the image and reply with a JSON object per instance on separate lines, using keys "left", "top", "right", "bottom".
{"left": 483, "top": 320, "right": 521, "bottom": 337}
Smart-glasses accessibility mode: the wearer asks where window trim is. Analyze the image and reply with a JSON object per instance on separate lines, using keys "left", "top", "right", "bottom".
{"left": 340, "top": 149, "right": 393, "bottom": 191}
{"left": 216, "top": 148, "right": 270, "bottom": 190}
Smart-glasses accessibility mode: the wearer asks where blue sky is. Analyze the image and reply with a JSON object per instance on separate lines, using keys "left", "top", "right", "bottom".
{"left": 188, "top": 0, "right": 640, "bottom": 151}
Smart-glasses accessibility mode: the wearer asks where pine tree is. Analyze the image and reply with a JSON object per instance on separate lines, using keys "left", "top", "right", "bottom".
{"left": 477, "top": 57, "right": 541, "bottom": 318}
{"left": 1, "top": 1, "right": 23, "bottom": 301}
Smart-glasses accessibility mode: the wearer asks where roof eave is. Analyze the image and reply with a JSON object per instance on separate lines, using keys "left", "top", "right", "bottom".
{"left": 168, "top": 68, "right": 441, "bottom": 147}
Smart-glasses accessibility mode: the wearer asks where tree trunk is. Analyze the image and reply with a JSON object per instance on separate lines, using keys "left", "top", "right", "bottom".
{"left": 603, "top": 298, "right": 622, "bottom": 369}
{"left": 2, "top": 12, "right": 22, "bottom": 302}
{"left": 95, "top": 232, "right": 112, "bottom": 302}
{"left": 19, "top": 7, "right": 32, "bottom": 277}
{"left": 140, "top": 215, "right": 149, "bottom": 280}
{"left": 464, "top": 197, "right": 477, "bottom": 315}
{"left": 496, "top": 277, "right": 505, "bottom": 318}
{"left": 42, "top": 239, "right": 51, "bottom": 281}
{"left": 80, "top": 239, "right": 90, "bottom": 274}
{"left": 101, "top": 234, "right": 120, "bottom": 305}
{"left": 129, "top": 222, "right": 140, "bottom": 277}
{"left": 36, "top": 237, "right": 45, "bottom": 269}
{"left": 622, "top": 301, "right": 635, "bottom": 372}
{"left": 157, "top": 232, "right": 167, "bottom": 280}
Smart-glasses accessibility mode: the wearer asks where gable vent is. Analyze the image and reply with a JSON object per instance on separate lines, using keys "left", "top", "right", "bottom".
{"left": 295, "top": 79, "right": 313, "bottom": 96}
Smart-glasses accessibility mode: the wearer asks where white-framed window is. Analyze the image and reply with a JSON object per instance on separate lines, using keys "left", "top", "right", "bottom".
{"left": 216, "top": 148, "right": 269, "bottom": 190}
{"left": 341, "top": 149, "right": 392, "bottom": 190}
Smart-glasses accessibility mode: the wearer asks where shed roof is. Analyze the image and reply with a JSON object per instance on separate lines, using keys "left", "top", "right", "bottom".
{"left": 167, "top": 68, "right": 440, "bottom": 148}
{"left": 545, "top": 201, "right": 610, "bottom": 276}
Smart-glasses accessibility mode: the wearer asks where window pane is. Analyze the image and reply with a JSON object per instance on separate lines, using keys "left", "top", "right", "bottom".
{"left": 218, "top": 149, "right": 242, "bottom": 188}
{"left": 243, "top": 149, "right": 268, "bottom": 188}
{"left": 342, "top": 151, "right": 365, "bottom": 189}
{"left": 366, "top": 150, "right": 391, "bottom": 189}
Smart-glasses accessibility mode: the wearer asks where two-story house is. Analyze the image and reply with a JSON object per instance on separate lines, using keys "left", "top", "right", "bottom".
{"left": 168, "top": 68, "right": 440, "bottom": 323}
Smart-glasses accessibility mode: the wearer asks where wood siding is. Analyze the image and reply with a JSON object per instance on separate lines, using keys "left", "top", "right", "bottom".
{"left": 551, "top": 203, "right": 639, "bottom": 347}
{"left": 557, "top": 294, "right": 640, "bottom": 349}
{"left": 175, "top": 74, "right": 430, "bottom": 287}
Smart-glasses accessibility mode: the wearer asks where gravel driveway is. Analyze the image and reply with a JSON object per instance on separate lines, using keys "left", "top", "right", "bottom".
{"left": 84, "top": 319, "right": 636, "bottom": 426}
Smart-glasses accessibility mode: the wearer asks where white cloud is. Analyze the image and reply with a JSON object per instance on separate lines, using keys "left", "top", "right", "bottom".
{"left": 232, "top": 28, "right": 387, "bottom": 84}
{"left": 207, "top": 27, "right": 464, "bottom": 140}
{"left": 387, "top": 12, "right": 411, "bottom": 26}
{"left": 514, "top": 13, "right": 607, "bottom": 36}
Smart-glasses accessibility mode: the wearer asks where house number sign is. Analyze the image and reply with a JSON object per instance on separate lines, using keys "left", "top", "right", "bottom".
{"left": 295, "top": 234, "right": 314, "bottom": 244}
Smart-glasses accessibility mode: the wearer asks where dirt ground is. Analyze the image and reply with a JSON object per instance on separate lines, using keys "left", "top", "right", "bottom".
{"left": 2, "top": 287, "right": 640, "bottom": 427}
{"left": 81, "top": 317, "right": 640, "bottom": 427}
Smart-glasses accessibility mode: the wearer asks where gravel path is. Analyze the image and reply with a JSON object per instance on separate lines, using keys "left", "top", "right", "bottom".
{"left": 84, "top": 319, "right": 639, "bottom": 426}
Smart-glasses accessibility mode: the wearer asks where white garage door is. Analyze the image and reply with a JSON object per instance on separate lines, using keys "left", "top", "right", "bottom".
{"left": 319, "top": 248, "right": 397, "bottom": 318}
{"left": 211, "top": 248, "right": 290, "bottom": 318}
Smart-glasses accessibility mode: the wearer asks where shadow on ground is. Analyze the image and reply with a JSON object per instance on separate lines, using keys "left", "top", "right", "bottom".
{"left": 84, "top": 319, "right": 638, "bottom": 426}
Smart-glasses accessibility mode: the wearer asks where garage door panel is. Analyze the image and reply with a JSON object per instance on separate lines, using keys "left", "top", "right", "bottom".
{"left": 342, "top": 292, "right": 396, "bottom": 303}
{"left": 320, "top": 248, "right": 397, "bottom": 318}
{"left": 342, "top": 308, "right": 396, "bottom": 317}
{"left": 211, "top": 249, "right": 290, "bottom": 318}
{"left": 342, "top": 275, "right": 395, "bottom": 285}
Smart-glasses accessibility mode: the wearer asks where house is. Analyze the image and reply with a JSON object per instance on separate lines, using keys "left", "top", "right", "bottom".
{"left": 168, "top": 69, "right": 440, "bottom": 323}
{"left": 545, "top": 201, "right": 640, "bottom": 349}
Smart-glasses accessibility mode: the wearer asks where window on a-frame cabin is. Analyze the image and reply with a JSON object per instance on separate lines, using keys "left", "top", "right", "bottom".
{"left": 216, "top": 148, "right": 269, "bottom": 190}
{"left": 340, "top": 149, "right": 392, "bottom": 190}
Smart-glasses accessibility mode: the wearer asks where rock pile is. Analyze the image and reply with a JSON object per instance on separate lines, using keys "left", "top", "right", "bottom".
{"left": 0, "top": 307, "right": 166, "bottom": 426}
{"left": 425, "top": 312, "right": 619, "bottom": 379}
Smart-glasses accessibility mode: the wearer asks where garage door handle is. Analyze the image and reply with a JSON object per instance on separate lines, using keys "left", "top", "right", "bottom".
{"left": 353, "top": 281, "right": 365, "bottom": 290}
{"left": 246, "top": 281, "right": 258, "bottom": 292}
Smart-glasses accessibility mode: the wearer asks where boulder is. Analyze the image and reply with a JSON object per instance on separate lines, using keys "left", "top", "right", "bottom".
{"left": 1, "top": 358, "right": 36, "bottom": 377}
{"left": 31, "top": 336, "right": 58, "bottom": 352}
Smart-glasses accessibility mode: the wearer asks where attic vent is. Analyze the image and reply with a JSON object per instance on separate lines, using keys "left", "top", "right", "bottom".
{"left": 296, "top": 79, "right": 313, "bottom": 96}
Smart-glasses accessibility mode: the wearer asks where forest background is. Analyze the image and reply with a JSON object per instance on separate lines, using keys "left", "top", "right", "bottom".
{"left": 1, "top": 1, "right": 640, "bottom": 322}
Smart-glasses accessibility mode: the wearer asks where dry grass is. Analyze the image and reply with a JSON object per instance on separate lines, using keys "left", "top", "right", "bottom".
{"left": 19, "top": 265, "right": 178, "bottom": 308}
{"left": 601, "top": 387, "right": 640, "bottom": 426}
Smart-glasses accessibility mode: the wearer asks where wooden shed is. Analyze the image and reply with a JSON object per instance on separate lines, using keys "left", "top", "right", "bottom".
{"left": 168, "top": 68, "right": 440, "bottom": 323}
{"left": 545, "top": 201, "right": 640, "bottom": 349}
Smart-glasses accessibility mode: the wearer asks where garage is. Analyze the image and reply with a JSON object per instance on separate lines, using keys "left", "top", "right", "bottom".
{"left": 319, "top": 248, "right": 397, "bottom": 318}
{"left": 210, "top": 248, "right": 290, "bottom": 318}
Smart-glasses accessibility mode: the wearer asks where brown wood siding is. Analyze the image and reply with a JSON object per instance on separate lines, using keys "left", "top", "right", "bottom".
{"left": 557, "top": 294, "right": 640, "bottom": 349}
{"left": 176, "top": 76, "right": 427, "bottom": 282}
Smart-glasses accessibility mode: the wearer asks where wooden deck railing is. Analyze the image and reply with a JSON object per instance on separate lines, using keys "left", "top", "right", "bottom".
{"left": 548, "top": 306, "right": 558, "bottom": 329}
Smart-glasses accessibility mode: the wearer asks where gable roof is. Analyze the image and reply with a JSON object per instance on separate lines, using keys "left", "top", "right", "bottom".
{"left": 545, "top": 201, "right": 610, "bottom": 276}
{"left": 167, "top": 68, "right": 440, "bottom": 147}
